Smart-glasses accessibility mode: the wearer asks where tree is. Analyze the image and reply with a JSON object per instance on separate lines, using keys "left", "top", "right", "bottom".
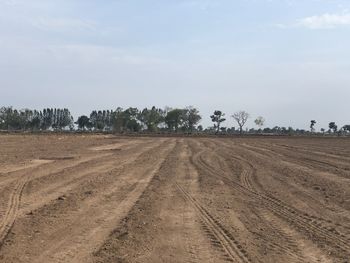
{"left": 232, "top": 111, "right": 249, "bottom": 134}
{"left": 90, "top": 110, "right": 105, "bottom": 130}
{"left": 287, "top": 127, "right": 295, "bottom": 135}
{"left": 62, "top": 109, "right": 74, "bottom": 130}
{"left": 165, "top": 108, "right": 185, "bottom": 132}
{"left": 210, "top": 110, "right": 226, "bottom": 134}
{"left": 310, "top": 120, "right": 316, "bottom": 133}
{"left": 138, "top": 106, "right": 164, "bottom": 132}
{"left": 329, "top": 122, "right": 337, "bottom": 133}
{"left": 30, "top": 116, "right": 41, "bottom": 130}
{"left": 42, "top": 108, "right": 53, "bottom": 130}
{"left": 0, "top": 107, "right": 75, "bottom": 131}
{"left": 343, "top": 125, "right": 350, "bottom": 133}
{"left": 254, "top": 116, "right": 265, "bottom": 132}
{"left": 121, "top": 107, "right": 141, "bottom": 132}
{"left": 183, "top": 106, "right": 201, "bottom": 133}
{"left": 76, "top": 115, "right": 90, "bottom": 130}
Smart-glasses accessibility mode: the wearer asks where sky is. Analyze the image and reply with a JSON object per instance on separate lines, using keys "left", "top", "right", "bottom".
{"left": 0, "top": 0, "right": 349, "bottom": 130}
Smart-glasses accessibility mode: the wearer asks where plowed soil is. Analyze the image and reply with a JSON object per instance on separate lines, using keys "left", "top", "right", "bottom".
{"left": 0, "top": 134, "right": 349, "bottom": 263}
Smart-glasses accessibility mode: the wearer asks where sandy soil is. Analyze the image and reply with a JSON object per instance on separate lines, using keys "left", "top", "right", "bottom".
{"left": 0, "top": 134, "right": 349, "bottom": 263}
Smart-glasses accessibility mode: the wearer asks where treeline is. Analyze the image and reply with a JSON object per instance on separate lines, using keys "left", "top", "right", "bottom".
{"left": 76, "top": 106, "right": 202, "bottom": 133}
{"left": 0, "top": 106, "right": 202, "bottom": 133}
{"left": 1, "top": 106, "right": 349, "bottom": 135}
{"left": 0, "top": 107, "right": 73, "bottom": 131}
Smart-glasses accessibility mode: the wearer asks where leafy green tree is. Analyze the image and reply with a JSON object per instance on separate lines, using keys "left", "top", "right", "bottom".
{"left": 343, "top": 125, "right": 350, "bottom": 133}
{"left": 210, "top": 110, "right": 226, "bottom": 134}
{"left": 254, "top": 116, "right": 265, "bottom": 129}
{"left": 288, "top": 127, "right": 295, "bottom": 135}
{"left": 76, "top": 115, "right": 90, "bottom": 130}
{"left": 9, "top": 109, "right": 22, "bottom": 130}
{"left": 310, "top": 120, "right": 316, "bottom": 132}
{"left": 29, "top": 110, "right": 41, "bottom": 130}
{"left": 329, "top": 122, "right": 337, "bottom": 133}
{"left": 90, "top": 110, "right": 105, "bottom": 130}
{"left": 41, "top": 108, "right": 53, "bottom": 130}
{"left": 111, "top": 107, "right": 141, "bottom": 133}
{"left": 112, "top": 108, "right": 124, "bottom": 132}
{"left": 51, "top": 108, "right": 73, "bottom": 130}
{"left": 138, "top": 106, "right": 164, "bottom": 132}
{"left": 165, "top": 108, "right": 185, "bottom": 132}
{"left": 183, "top": 106, "right": 201, "bottom": 133}
{"left": 272, "top": 126, "right": 281, "bottom": 134}
{"left": 124, "top": 107, "right": 141, "bottom": 132}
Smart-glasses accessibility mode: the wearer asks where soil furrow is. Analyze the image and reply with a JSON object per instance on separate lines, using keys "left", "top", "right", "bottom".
{"left": 176, "top": 183, "right": 251, "bottom": 263}
{"left": 1, "top": 135, "right": 349, "bottom": 263}
{"left": 191, "top": 147, "right": 350, "bottom": 258}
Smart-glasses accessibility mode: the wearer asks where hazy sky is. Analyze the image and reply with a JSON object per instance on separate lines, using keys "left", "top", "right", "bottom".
{"left": 0, "top": 0, "right": 349, "bottom": 129}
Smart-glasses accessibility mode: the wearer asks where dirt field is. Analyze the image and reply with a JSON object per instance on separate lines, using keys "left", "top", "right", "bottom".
{"left": 0, "top": 134, "right": 349, "bottom": 263}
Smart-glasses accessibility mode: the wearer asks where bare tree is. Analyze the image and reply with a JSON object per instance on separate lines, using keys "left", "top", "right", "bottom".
{"left": 232, "top": 111, "right": 249, "bottom": 134}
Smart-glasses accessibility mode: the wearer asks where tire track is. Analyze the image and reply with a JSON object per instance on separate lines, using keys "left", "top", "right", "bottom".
{"left": 213, "top": 140, "right": 350, "bottom": 231}
{"left": 191, "top": 148, "right": 350, "bottom": 257}
{"left": 202, "top": 141, "right": 325, "bottom": 261}
{"left": 20, "top": 140, "right": 176, "bottom": 263}
{"left": 176, "top": 183, "right": 252, "bottom": 263}
{"left": 256, "top": 143, "right": 350, "bottom": 177}
{"left": 0, "top": 139, "right": 154, "bottom": 189}
{"left": 0, "top": 139, "right": 164, "bottom": 253}
{"left": 21, "top": 140, "right": 165, "bottom": 214}
{"left": 220, "top": 141, "right": 350, "bottom": 230}
{"left": 260, "top": 211, "right": 332, "bottom": 263}
{"left": 0, "top": 178, "right": 29, "bottom": 248}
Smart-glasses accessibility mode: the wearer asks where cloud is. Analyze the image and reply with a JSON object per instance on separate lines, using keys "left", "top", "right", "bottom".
{"left": 297, "top": 13, "right": 350, "bottom": 29}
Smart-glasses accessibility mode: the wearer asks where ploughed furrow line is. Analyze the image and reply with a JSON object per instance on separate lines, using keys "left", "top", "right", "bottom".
{"left": 224, "top": 146, "right": 350, "bottom": 236}
{"left": 0, "top": 153, "right": 113, "bottom": 189}
{"left": 258, "top": 143, "right": 350, "bottom": 176}
{"left": 241, "top": 141, "right": 350, "bottom": 176}
{"left": 192, "top": 150, "right": 350, "bottom": 254}
{"left": 0, "top": 139, "right": 164, "bottom": 254}
{"left": 0, "top": 179, "right": 28, "bottom": 247}
{"left": 274, "top": 143, "right": 350, "bottom": 160}
{"left": 210, "top": 141, "right": 350, "bottom": 234}
{"left": 20, "top": 140, "right": 159, "bottom": 200}
{"left": 35, "top": 140, "right": 177, "bottom": 263}
{"left": 176, "top": 183, "right": 252, "bottom": 263}
{"left": 206, "top": 143, "right": 321, "bottom": 261}
{"left": 23, "top": 141, "right": 162, "bottom": 207}
{"left": 26, "top": 140, "right": 154, "bottom": 186}
{"left": 0, "top": 139, "right": 153, "bottom": 190}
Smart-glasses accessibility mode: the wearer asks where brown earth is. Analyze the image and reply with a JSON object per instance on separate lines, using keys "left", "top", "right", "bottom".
{"left": 0, "top": 134, "right": 349, "bottom": 263}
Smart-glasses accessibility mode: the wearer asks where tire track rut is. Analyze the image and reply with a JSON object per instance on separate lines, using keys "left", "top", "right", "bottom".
{"left": 192, "top": 147, "right": 350, "bottom": 257}
{"left": 0, "top": 139, "right": 159, "bottom": 252}
{"left": 0, "top": 178, "right": 29, "bottom": 248}
{"left": 176, "top": 183, "right": 251, "bottom": 263}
